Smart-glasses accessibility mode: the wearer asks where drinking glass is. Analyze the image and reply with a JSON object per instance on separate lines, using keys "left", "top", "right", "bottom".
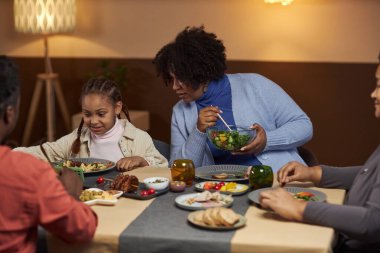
{"left": 171, "top": 159, "right": 195, "bottom": 186}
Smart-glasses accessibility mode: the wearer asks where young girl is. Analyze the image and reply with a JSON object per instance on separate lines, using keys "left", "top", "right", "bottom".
{"left": 15, "top": 77, "right": 168, "bottom": 171}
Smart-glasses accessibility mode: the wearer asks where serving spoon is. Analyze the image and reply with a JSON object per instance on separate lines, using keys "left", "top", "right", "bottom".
{"left": 216, "top": 113, "right": 232, "bottom": 131}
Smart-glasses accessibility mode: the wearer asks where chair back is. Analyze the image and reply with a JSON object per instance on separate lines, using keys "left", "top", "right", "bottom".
{"left": 153, "top": 139, "right": 170, "bottom": 161}
{"left": 297, "top": 146, "right": 319, "bottom": 166}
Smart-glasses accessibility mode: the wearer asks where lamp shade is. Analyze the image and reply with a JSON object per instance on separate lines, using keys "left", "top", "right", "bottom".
{"left": 14, "top": 0, "right": 76, "bottom": 34}
{"left": 264, "top": 0, "right": 294, "bottom": 5}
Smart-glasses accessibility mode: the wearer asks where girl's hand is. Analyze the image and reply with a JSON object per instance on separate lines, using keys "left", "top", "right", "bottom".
{"left": 259, "top": 187, "right": 307, "bottom": 222}
{"left": 277, "top": 162, "right": 322, "bottom": 186}
{"left": 233, "top": 123, "right": 267, "bottom": 155}
{"left": 197, "top": 106, "right": 221, "bottom": 133}
{"left": 116, "top": 156, "right": 149, "bottom": 172}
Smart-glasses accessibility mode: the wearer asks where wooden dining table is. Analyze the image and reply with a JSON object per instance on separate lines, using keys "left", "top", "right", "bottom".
{"left": 46, "top": 166, "right": 346, "bottom": 253}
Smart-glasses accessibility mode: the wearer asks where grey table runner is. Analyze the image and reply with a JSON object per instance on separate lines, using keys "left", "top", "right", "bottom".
{"left": 119, "top": 186, "right": 251, "bottom": 253}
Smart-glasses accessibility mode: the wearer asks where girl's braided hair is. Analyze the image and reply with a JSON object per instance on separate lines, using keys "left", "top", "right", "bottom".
{"left": 70, "top": 77, "right": 130, "bottom": 155}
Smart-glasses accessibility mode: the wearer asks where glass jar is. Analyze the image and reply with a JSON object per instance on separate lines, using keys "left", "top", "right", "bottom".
{"left": 249, "top": 165, "right": 273, "bottom": 190}
{"left": 171, "top": 159, "right": 195, "bottom": 187}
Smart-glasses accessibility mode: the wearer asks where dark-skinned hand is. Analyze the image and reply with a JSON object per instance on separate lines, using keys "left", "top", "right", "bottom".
{"left": 116, "top": 156, "right": 149, "bottom": 172}
{"left": 277, "top": 161, "right": 322, "bottom": 186}
{"left": 197, "top": 106, "right": 221, "bottom": 133}
{"left": 58, "top": 168, "right": 83, "bottom": 200}
{"left": 259, "top": 187, "right": 307, "bottom": 221}
{"left": 233, "top": 123, "right": 267, "bottom": 155}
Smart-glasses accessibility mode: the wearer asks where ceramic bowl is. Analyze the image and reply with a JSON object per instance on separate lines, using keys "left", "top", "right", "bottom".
{"left": 207, "top": 125, "right": 256, "bottom": 151}
{"left": 143, "top": 177, "right": 169, "bottom": 191}
{"left": 169, "top": 181, "right": 186, "bottom": 192}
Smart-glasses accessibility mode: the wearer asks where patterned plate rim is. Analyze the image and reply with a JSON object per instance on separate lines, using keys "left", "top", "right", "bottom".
{"left": 187, "top": 211, "right": 246, "bottom": 230}
{"left": 53, "top": 158, "right": 116, "bottom": 174}
{"left": 196, "top": 165, "right": 249, "bottom": 182}
{"left": 175, "top": 192, "right": 233, "bottom": 211}
{"left": 248, "top": 186, "right": 327, "bottom": 205}
{"left": 194, "top": 181, "right": 249, "bottom": 196}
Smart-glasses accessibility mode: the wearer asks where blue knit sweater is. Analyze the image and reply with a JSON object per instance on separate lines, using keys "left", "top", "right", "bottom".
{"left": 170, "top": 73, "right": 313, "bottom": 172}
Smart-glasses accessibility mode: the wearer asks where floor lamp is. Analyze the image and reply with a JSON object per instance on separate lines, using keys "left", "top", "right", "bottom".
{"left": 14, "top": 0, "right": 76, "bottom": 145}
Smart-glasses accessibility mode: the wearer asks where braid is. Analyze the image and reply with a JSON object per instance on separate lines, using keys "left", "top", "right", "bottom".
{"left": 72, "top": 77, "right": 129, "bottom": 153}
{"left": 71, "top": 118, "right": 84, "bottom": 155}
{"left": 122, "top": 105, "right": 131, "bottom": 122}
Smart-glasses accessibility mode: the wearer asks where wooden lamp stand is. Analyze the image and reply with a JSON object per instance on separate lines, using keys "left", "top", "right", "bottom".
{"left": 22, "top": 36, "right": 71, "bottom": 146}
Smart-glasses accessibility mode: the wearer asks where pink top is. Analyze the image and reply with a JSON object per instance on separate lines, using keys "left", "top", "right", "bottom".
{"left": 0, "top": 146, "right": 98, "bottom": 253}
{"left": 89, "top": 118, "right": 124, "bottom": 163}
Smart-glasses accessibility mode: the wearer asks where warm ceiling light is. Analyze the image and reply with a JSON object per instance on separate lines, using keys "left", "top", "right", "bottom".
{"left": 265, "top": 0, "right": 294, "bottom": 6}
{"left": 14, "top": 0, "right": 76, "bottom": 34}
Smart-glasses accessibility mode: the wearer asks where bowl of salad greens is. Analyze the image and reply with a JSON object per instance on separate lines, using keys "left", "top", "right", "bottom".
{"left": 207, "top": 125, "right": 256, "bottom": 151}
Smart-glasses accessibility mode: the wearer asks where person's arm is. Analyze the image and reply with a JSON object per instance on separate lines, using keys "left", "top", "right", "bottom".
{"left": 118, "top": 130, "right": 168, "bottom": 170}
{"left": 318, "top": 165, "right": 361, "bottom": 190}
{"left": 37, "top": 164, "right": 97, "bottom": 243}
{"left": 170, "top": 106, "right": 210, "bottom": 167}
{"left": 277, "top": 162, "right": 361, "bottom": 190}
{"left": 13, "top": 130, "right": 78, "bottom": 161}
{"left": 254, "top": 75, "right": 313, "bottom": 152}
{"left": 304, "top": 200, "right": 380, "bottom": 243}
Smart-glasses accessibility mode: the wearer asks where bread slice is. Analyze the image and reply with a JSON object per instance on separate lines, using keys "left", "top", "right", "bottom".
{"left": 193, "top": 211, "right": 205, "bottom": 225}
{"left": 203, "top": 208, "right": 216, "bottom": 226}
{"left": 218, "top": 207, "right": 240, "bottom": 227}
{"left": 210, "top": 207, "right": 223, "bottom": 226}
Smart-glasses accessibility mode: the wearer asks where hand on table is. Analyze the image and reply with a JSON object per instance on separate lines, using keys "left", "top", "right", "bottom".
{"left": 197, "top": 106, "right": 221, "bottom": 133}
{"left": 259, "top": 187, "right": 307, "bottom": 222}
{"left": 58, "top": 168, "right": 83, "bottom": 200}
{"left": 277, "top": 161, "right": 322, "bottom": 186}
{"left": 116, "top": 156, "right": 149, "bottom": 172}
{"left": 233, "top": 123, "right": 267, "bottom": 155}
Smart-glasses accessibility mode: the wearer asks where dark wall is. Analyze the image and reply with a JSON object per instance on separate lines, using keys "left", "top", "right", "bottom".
{"left": 9, "top": 57, "right": 379, "bottom": 167}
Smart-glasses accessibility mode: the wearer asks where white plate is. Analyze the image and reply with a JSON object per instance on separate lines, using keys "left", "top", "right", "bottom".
{"left": 248, "top": 187, "right": 327, "bottom": 206}
{"left": 194, "top": 181, "right": 249, "bottom": 196}
{"left": 82, "top": 188, "right": 123, "bottom": 206}
{"left": 188, "top": 210, "right": 246, "bottom": 231}
{"left": 175, "top": 192, "right": 233, "bottom": 211}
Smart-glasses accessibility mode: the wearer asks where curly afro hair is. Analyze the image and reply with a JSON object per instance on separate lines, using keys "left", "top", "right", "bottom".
{"left": 153, "top": 26, "right": 226, "bottom": 90}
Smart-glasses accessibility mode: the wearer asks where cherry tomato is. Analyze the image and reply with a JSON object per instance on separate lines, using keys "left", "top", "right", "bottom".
{"left": 96, "top": 176, "right": 104, "bottom": 184}
{"left": 141, "top": 190, "right": 149, "bottom": 196}
{"left": 203, "top": 182, "right": 215, "bottom": 190}
{"left": 214, "top": 184, "right": 221, "bottom": 191}
{"left": 147, "top": 188, "right": 156, "bottom": 195}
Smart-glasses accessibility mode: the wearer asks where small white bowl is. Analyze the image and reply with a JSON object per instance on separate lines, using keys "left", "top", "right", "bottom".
{"left": 143, "top": 177, "right": 169, "bottom": 191}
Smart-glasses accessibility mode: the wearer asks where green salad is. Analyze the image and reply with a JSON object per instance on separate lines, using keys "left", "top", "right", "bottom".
{"left": 208, "top": 130, "right": 251, "bottom": 151}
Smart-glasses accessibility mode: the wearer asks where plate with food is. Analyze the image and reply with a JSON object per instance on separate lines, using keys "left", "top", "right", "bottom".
{"left": 107, "top": 173, "right": 169, "bottom": 200}
{"left": 187, "top": 207, "right": 246, "bottom": 231}
{"left": 194, "top": 181, "right": 249, "bottom": 196}
{"left": 196, "top": 165, "right": 249, "bottom": 182}
{"left": 53, "top": 158, "right": 115, "bottom": 175}
{"left": 80, "top": 188, "right": 123, "bottom": 206}
{"left": 175, "top": 191, "right": 233, "bottom": 211}
{"left": 248, "top": 187, "right": 327, "bottom": 206}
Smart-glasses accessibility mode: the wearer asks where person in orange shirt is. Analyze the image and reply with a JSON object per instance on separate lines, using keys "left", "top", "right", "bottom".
{"left": 0, "top": 55, "right": 98, "bottom": 253}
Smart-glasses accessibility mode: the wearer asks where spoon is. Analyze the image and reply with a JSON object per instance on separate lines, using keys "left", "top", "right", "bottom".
{"left": 216, "top": 113, "right": 232, "bottom": 131}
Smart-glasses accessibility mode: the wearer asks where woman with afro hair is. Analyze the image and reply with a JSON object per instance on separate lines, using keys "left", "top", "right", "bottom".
{"left": 153, "top": 26, "right": 313, "bottom": 172}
